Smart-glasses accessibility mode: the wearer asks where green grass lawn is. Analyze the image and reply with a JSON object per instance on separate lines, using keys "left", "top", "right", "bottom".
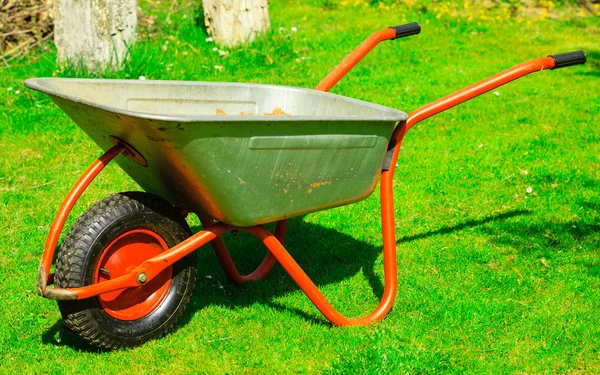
{"left": 1, "top": 0, "right": 599, "bottom": 373}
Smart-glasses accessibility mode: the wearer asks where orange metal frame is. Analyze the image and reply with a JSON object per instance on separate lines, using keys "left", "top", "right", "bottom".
{"left": 37, "top": 27, "right": 558, "bottom": 324}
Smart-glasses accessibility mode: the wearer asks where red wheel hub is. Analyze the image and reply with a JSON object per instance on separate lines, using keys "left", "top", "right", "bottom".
{"left": 95, "top": 229, "right": 173, "bottom": 320}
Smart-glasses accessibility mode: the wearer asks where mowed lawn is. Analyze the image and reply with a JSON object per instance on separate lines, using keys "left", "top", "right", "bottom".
{"left": 0, "top": 1, "right": 599, "bottom": 373}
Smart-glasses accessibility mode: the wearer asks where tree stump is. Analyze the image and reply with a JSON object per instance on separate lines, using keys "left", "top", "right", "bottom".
{"left": 54, "top": 0, "right": 136, "bottom": 72}
{"left": 202, "top": 0, "right": 270, "bottom": 47}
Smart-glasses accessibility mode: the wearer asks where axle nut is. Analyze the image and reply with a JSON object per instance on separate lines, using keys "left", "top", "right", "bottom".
{"left": 137, "top": 272, "right": 147, "bottom": 284}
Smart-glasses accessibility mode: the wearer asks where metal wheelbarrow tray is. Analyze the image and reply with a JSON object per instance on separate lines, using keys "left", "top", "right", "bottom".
{"left": 25, "top": 79, "right": 406, "bottom": 227}
{"left": 26, "top": 23, "right": 587, "bottom": 350}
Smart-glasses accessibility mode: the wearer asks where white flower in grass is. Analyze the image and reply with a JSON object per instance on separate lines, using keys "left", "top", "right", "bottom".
{"left": 218, "top": 49, "right": 229, "bottom": 57}
{"left": 494, "top": 91, "right": 500, "bottom": 96}
{"left": 278, "top": 27, "right": 285, "bottom": 32}
{"left": 15, "top": 90, "right": 20, "bottom": 94}
{"left": 7, "top": 87, "right": 13, "bottom": 91}
{"left": 291, "top": 27, "right": 298, "bottom": 32}
{"left": 214, "top": 65, "right": 223, "bottom": 71}
{"left": 139, "top": 76, "right": 146, "bottom": 80}
{"left": 212, "top": 47, "right": 218, "bottom": 52}
{"left": 205, "top": 37, "right": 213, "bottom": 42}
{"left": 526, "top": 186, "right": 533, "bottom": 194}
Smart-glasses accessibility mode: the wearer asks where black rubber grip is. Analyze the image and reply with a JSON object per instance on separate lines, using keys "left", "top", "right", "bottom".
{"left": 390, "top": 22, "right": 421, "bottom": 40}
{"left": 549, "top": 51, "right": 586, "bottom": 70}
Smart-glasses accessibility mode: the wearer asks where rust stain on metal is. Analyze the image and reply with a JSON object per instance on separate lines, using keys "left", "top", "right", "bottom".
{"left": 146, "top": 135, "right": 170, "bottom": 142}
{"left": 216, "top": 108, "right": 227, "bottom": 115}
{"left": 310, "top": 181, "right": 332, "bottom": 188}
{"left": 36, "top": 266, "right": 47, "bottom": 296}
{"left": 264, "top": 107, "right": 291, "bottom": 116}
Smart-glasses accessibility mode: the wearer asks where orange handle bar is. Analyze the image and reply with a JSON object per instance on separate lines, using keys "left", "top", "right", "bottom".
{"left": 379, "top": 52, "right": 586, "bottom": 181}
{"left": 315, "top": 22, "right": 421, "bottom": 92}
{"left": 406, "top": 56, "right": 556, "bottom": 131}
{"left": 403, "top": 51, "right": 586, "bottom": 134}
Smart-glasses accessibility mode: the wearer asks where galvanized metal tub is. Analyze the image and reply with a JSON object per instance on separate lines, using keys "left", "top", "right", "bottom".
{"left": 25, "top": 78, "right": 407, "bottom": 226}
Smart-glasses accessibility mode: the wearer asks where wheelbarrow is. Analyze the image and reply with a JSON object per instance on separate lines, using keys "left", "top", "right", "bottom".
{"left": 26, "top": 23, "right": 587, "bottom": 349}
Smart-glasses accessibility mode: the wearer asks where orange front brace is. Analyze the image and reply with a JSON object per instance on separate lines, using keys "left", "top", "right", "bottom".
{"left": 37, "top": 145, "right": 124, "bottom": 299}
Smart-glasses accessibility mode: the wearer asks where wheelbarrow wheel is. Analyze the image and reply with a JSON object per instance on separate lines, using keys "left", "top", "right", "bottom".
{"left": 54, "top": 192, "right": 197, "bottom": 350}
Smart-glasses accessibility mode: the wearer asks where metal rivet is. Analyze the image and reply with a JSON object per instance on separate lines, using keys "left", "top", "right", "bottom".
{"left": 137, "top": 273, "right": 147, "bottom": 284}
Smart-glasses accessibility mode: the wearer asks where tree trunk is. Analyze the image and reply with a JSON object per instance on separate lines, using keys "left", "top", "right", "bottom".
{"left": 54, "top": 0, "right": 137, "bottom": 72}
{"left": 202, "top": 0, "right": 270, "bottom": 47}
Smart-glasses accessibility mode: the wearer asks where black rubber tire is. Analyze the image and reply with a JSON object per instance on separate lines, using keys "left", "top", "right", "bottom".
{"left": 54, "top": 192, "right": 197, "bottom": 350}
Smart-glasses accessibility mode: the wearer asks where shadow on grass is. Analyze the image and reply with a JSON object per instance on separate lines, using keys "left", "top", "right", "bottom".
{"left": 42, "top": 208, "right": 530, "bottom": 350}
{"left": 582, "top": 262, "right": 600, "bottom": 277}
{"left": 477, "top": 197, "right": 600, "bottom": 258}
{"left": 480, "top": 216, "right": 600, "bottom": 257}
{"left": 396, "top": 210, "right": 532, "bottom": 245}
{"left": 41, "top": 320, "right": 105, "bottom": 353}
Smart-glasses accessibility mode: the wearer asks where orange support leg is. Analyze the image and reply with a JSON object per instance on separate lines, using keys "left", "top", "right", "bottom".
{"left": 200, "top": 216, "right": 288, "bottom": 284}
